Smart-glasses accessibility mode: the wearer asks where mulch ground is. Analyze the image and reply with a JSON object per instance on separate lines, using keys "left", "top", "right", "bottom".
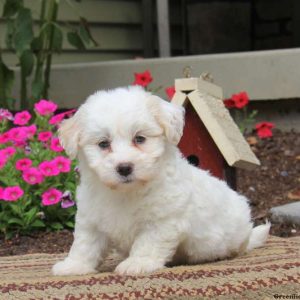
{"left": 0, "top": 129, "right": 299, "bottom": 256}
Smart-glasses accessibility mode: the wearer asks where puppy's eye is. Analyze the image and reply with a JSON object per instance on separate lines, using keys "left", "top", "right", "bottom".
{"left": 134, "top": 135, "right": 146, "bottom": 145}
{"left": 98, "top": 140, "right": 110, "bottom": 149}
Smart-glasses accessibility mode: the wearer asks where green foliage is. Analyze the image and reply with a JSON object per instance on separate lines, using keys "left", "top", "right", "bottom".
{"left": 0, "top": 0, "right": 97, "bottom": 110}
{"left": 0, "top": 55, "right": 15, "bottom": 109}
{"left": 233, "top": 108, "right": 258, "bottom": 135}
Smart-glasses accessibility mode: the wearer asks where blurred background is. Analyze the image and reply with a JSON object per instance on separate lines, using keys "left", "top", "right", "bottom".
{"left": 1, "top": 0, "right": 299, "bottom": 65}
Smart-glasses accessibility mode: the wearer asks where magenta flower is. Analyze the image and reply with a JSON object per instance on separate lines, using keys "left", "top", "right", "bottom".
{"left": 38, "top": 131, "right": 53, "bottom": 142}
{"left": 16, "top": 158, "right": 33, "bottom": 171}
{"left": 0, "top": 157, "right": 7, "bottom": 169}
{"left": 2, "top": 186, "right": 24, "bottom": 202}
{"left": 42, "top": 188, "right": 62, "bottom": 206}
{"left": 8, "top": 127, "right": 28, "bottom": 143}
{"left": 0, "top": 132, "right": 10, "bottom": 144}
{"left": 1, "top": 146, "right": 16, "bottom": 158}
{"left": 52, "top": 156, "right": 71, "bottom": 173}
{"left": 39, "top": 161, "right": 60, "bottom": 177}
{"left": 13, "top": 111, "right": 32, "bottom": 125}
{"left": 22, "top": 168, "right": 44, "bottom": 185}
{"left": 50, "top": 137, "right": 64, "bottom": 152}
{"left": 14, "top": 141, "right": 26, "bottom": 148}
{"left": 0, "top": 146, "right": 16, "bottom": 159}
{"left": 34, "top": 99, "right": 58, "bottom": 116}
{"left": 0, "top": 109, "right": 14, "bottom": 121}
{"left": 49, "top": 109, "right": 76, "bottom": 125}
{"left": 25, "top": 124, "right": 37, "bottom": 138}
{"left": 0, "top": 187, "right": 3, "bottom": 199}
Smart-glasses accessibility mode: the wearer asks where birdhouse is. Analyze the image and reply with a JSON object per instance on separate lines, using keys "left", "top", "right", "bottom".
{"left": 172, "top": 73, "right": 260, "bottom": 189}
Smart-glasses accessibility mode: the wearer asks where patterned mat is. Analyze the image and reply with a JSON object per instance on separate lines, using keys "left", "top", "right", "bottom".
{"left": 0, "top": 236, "right": 299, "bottom": 300}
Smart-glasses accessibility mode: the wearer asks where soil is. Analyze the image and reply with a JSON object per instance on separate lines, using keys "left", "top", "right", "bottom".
{"left": 0, "top": 129, "right": 299, "bottom": 257}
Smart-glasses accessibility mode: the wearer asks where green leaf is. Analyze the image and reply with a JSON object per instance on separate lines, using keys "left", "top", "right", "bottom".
{"left": 9, "top": 204, "right": 22, "bottom": 216}
{"left": 24, "top": 207, "right": 38, "bottom": 224}
{"left": 67, "top": 31, "right": 85, "bottom": 50}
{"left": 65, "top": 221, "right": 74, "bottom": 228}
{"left": 31, "top": 220, "right": 46, "bottom": 228}
{"left": 79, "top": 17, "right": 98, "bottom": 46}
{"left": 7, "top": 218, "right": 24, "bottom": 226}
{"left": 0, "top": 56, "right": 15, "bottom": 101}
{"left": 14, "top": 8, "right": 34, "bottom": 55}
{"left": 31, "top": 78, "right": 44, "bottom": 100}
{"left": 5, "top": 19, "right": 15, "bottom": 49}
{"left": 20, "top": 49, "right": 34, "bottom": 77}
{"left": 2, "top": 0, "right": 23, "bottom": 18}
{"left": 31, "top": 36, "right": 43, "bottom": 53}
{"left": 50, "top": 222, "right": 64, "bottom": 230}
{"left": 51, "top": 24, "right": 63, "bottom": 52}
{"left": 78, "top": 25, "right": 91, "bottom": 46}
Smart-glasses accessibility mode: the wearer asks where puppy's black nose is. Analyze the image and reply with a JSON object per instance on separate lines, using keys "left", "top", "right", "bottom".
{"left": 116, "top": 163, "right": 133, "bottom": 177}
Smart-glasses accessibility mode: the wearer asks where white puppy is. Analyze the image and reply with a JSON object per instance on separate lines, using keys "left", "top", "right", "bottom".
{"left": 52, "top": 86, "right": 270, "bottom": 276}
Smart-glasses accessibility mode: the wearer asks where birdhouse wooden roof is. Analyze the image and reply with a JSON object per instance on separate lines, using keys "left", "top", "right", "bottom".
{"left": 172, "top": 75, "right": 260, "bottom": 170}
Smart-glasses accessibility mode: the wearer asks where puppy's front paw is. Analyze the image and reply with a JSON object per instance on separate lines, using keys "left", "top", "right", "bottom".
{"left": 52, "top": 258, "right": 97, "bottom": 276}
{"left": 115, "top": 257, "right": 164, "bottom": 276}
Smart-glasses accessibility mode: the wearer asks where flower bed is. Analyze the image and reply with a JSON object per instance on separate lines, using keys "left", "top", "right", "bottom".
{"left": 0, "top": 101, "right": 77, "bottom": 239}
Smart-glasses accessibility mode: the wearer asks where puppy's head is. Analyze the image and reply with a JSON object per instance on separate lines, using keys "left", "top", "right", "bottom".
{"left": 59, "top": 86, "right": 184, "bottom": 189}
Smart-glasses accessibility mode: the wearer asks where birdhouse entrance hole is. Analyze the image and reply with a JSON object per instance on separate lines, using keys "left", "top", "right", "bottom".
{"left": 187, "top": 155, "right": 199, "bottom": 167}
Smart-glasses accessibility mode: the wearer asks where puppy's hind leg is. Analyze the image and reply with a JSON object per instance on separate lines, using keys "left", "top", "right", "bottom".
{"left": 52, "top": 223, "right": 108, "bottom": 276}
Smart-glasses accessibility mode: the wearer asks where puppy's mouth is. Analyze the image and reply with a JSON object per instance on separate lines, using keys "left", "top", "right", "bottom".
{"left": 120, "top": 176, "right": 134, "bottom": 184}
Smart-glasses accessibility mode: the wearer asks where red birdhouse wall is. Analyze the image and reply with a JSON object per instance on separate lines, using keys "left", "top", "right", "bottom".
{"left": 178, "top": 102, "right": 225, "bottom": 180}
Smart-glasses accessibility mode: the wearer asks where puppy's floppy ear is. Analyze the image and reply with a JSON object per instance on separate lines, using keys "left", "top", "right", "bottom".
{"left": 149, "top": 96, "right": 185, "bottom": 145}
{"left": 58, "top": 109, "right": 82, "bottom": 159}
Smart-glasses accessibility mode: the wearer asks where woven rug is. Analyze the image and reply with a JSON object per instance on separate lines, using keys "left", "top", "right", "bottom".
{"left": 0, "top": 236, "right": 299, "bottom": 300}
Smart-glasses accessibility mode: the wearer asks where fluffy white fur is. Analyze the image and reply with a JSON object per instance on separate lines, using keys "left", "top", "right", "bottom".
{"left": 52, "top": 86, "right": 270, "bottom": 276}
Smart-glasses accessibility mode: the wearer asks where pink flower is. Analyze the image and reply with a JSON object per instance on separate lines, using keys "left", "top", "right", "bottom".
{"left": 8, "top": 127, "right": 28, "bottom": 143}
{"left": 25, "top": 124, "right": 37, "bottom": 138}
{"left": 16, "top": 158, "right": 32, "bottom": 171}
{"left": 0, "top": 146, "right": 16, "bottom": 159}
{"left": 0, "top": 109, "right": 14, "bottom": 121}
{"left": 49, "top": 109, "right": 76, "bottom": 125}
{"left": 34, "top": 99, "right": 58, "bottom": 116}
{"left": 52, "top": 156, "right": 71, "bottom": 173}
{"left": 0, "top": 187, "right": 3, "bottom": 199}
{"left": 42, "top": 188, "right": 62, "bottom": 206}
{"left": 14, "top": 140, "right": 27, "bottom": 148}
{"left": 13, "top": 111, "right": 32, "bottom": 125}
{"left": 0, "top": 157, "right": 7, "bottom": 169}
{"left": 0, "top": 132, "right": 10, "bottom": 144}
{"left": 2, "top": 186, "right": 24, "bottom": 202}
{"left": 39, "top": 161, "right": 60, "bottom": 177}
{"left": 38, "top": 131, "right": 53, "bottom": 142}
{"left": 50, "top": 137, "right": 64, "bottom": 152}
{"left": 165, "top": 86, "right": 176, "bottom": 100}
{"left": 22, "top": 168, "right": 44, "bottom": 185}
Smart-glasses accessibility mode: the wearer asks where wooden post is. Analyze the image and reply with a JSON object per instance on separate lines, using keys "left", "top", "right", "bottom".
{"left": 156, "top": 0, "right": 171, "bottom": 57}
